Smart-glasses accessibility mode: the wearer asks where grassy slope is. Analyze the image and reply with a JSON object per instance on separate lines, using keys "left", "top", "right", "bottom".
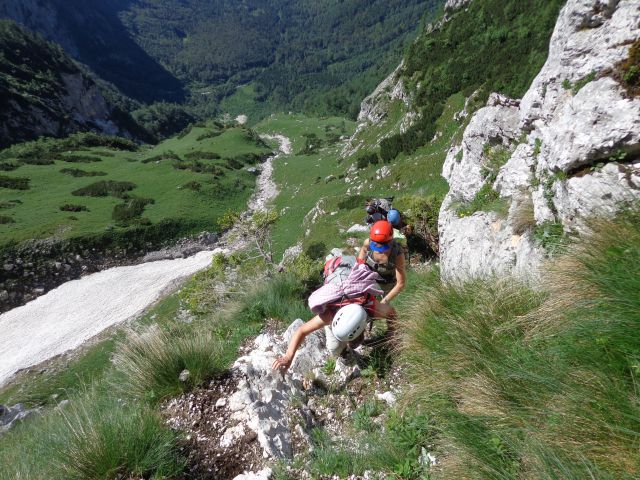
{"left": 256, "top": 93, "right": 465, "bottom": 259}
{"left": 0, "top": 124, "right": 271, "bottom": 245}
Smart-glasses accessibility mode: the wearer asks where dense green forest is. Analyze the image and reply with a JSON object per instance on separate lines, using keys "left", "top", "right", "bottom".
{"left": 127, "top": 0, "right": 443, "bottom": 119}
{"left": 1, "top": 0, "right": 443, "bottom": 123}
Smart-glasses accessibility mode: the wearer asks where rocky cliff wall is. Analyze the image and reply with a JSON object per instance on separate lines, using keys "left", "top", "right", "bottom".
{"left": 0, "top": 20, "right": 148, "bottom": 147}
{"left": 438, "top": 0, "right": 640, "bottom": 282}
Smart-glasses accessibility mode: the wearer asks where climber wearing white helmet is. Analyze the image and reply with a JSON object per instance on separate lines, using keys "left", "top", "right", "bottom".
{"left": 272, "top": 262, "right": 396, "bottom": 372}
{"left": 272, "top": 301, "right": 395, "bottom": 372}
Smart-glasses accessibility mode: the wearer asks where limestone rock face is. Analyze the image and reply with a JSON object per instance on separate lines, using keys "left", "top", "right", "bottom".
{"left": 222, "top": 320, "right": 328, "bottom": 460}
{"left": 341, "top": 63, "right": 415, "bottom": 158}
{"left": 438, "top": 0, "right": 640, "bottom": 282}
{"left": 444, "top": 0, "right": 472, "bottom": 14}
{"left": 357, "top": 63, "right": 410, "bottom": 125}
{"left": 442, "top": 94, "right": 521, "bottom": 203}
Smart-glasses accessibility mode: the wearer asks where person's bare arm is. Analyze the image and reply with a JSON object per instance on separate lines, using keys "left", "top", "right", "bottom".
{"left": 357, "top": 238, "right": 370, "bottom": 261}
{"left": 272, "top": 315, "right": 327, "bottom": 371}
{"left": 381, "top": 253, "right": 406, "bottom": 304}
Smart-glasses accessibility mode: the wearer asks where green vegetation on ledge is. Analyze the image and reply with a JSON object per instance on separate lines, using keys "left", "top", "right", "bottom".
{"left": 380, "top": 0, "right": 565, "bottom": 162}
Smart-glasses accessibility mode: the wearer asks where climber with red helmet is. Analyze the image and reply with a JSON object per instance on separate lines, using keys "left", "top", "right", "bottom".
{"left": 357, "top": 220, "right": 406, "bottom": 342}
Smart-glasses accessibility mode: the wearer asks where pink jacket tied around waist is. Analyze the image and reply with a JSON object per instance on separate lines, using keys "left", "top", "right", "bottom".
{"left": 308, "top": 263, "right": 383, "bottom": 314}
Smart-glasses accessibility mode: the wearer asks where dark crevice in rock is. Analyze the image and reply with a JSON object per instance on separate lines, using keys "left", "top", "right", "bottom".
{"left": 564, "top": 144, "right": 640, "bottom": 179}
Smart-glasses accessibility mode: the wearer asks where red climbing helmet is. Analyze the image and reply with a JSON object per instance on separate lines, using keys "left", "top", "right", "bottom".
{"left": 370, "top": 220, "right": 393, "bottom": 244}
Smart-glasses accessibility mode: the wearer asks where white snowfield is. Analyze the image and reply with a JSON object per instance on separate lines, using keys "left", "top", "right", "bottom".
{"left": 0, "top": 250, "right": 222, "bottom": 386}
{"left": 0, "top": 135, "right": 291, "bottom": 387}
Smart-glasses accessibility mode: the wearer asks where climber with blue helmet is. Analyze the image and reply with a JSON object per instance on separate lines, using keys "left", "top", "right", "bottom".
{"left": 387, "top": 208, "right": 401, "bottom": 227}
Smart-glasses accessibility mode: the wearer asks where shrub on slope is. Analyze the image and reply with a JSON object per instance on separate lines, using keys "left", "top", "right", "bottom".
{"left": 113, "top": 327, "right": 224, "bottom": 403}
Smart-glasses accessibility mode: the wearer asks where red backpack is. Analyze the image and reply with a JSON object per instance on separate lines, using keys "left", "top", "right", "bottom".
{"left": 322, "top": 254, "right": 357, "bottom": 286}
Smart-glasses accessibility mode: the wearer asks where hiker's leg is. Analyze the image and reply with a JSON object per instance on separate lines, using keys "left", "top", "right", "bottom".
{"left": 325, "top": 325, "right": 347, "bottom": 356}
{"left": 373, "top": 301, "right": 398, "bottom": 342}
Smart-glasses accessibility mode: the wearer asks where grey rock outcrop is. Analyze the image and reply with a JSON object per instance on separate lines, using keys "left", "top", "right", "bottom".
{"left": 341, "top": 63, "right": 416, "bottom": 158}
{"left": 444, "top": 0, "right": 472, "bottom": 14}
{"left": 218, "top": 320, "right": 328, "bottom": 459}
{"left": 0, "top": 403, "right": 41, "bottom": 434}
{"left": 439, "top": 0, "right": 640, "bottom": 282}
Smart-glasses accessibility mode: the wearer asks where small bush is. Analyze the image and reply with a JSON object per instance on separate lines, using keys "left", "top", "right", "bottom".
{"left": 336, "top": 194, "right": 365, "bottom": 212}
{"left": 0, "top": 133, "right": 136, "bottom": 162}
{"left": 20, "top": 157, "right": 55, "bottom": 165}
{"left": 299, "top": 133, "right": 323, "bottom": 155}
{"left": 0, "top": 215, "right": 15, "bottom": 224}
{"left": 533, "top": 220, "right": 566, "bottom": 253}
{"left": 112, "top": 197, "right": 154, "bottom": 224}
{"left": 455, "top": 183, "right": 508, "bottom": 218}
{"left": 112, "top": 326, "right": 225, "bottom": 403}
{"left": 65, "top": 133, "right": 138, "bottom": 151}
{"left": 176, "top": 124, "right": 193, "bottom": 139}
{"left": 481, "top": 144, "right": 511, "bottom": 182}
{"left": 72, "top": 180, "right": 136, "bottom": 198}
{"left": 395, "top": 194, "right": 442, "bottom": 255}
{"left": 282, "top": 253, "right": 322, "bottom": 293}
{"left": 60, "top": 204, "right": 89, "bottom": 212}
{"left": 356, "top": 153, "right": 379, "bottom": 169}
{"left": 225, "top": 158, "right": 243, "bottom": 170}
{"left": 184, "top": 151, "right": 221, "bottom": 160}
{"left": 196, "top": 130, "right": 223, "bottom": 141}
{"left": 304, "top": 241, "right": 327, "bottom": 260}
{"left": 61, "top": 154, "right": 102, "bottom": 163}
{"left": 0, "top": 162, "right": 19, "bottom": 171}
{"left": 173, "top": 160, "right": 224, "bottom": 175}
{"left": 0, "top": 175, "right": 30, "bottom": 190}
{"left": 141, "top": 151, "right": 181, "bottom": 164}
{"left": 217, "top": 209, "right": 240, "bottom": 230}
{"left": 181, "top": 181, "right": 201, "bottom": 191}
{"left": 60, "top": 168, "right": 107, "bottom": 177}
{"left": 0, "top": 199, "right": 20, "bottom": 209}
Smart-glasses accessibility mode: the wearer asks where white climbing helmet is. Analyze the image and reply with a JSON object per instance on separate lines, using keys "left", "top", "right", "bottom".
{"left": 331, "top": 304, "right": 368, "bottom": 342}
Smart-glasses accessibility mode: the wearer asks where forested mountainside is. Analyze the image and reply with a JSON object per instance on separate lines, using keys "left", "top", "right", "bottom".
{"left": 0, "top": 20, "right": 150, "bottom": 148}
{"left": 1, "top": 0, "right": 443, "bottom": 120}
{"left": 0, "top": 0, "right": 185, "bottom": 104}
{"left": 121, "top": 0, "right": 443, "bottom": 118}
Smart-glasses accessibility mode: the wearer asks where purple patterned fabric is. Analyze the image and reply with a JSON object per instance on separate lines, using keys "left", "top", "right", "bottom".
{"left": 308, "top": 264, "right": 383, "bottom": 314}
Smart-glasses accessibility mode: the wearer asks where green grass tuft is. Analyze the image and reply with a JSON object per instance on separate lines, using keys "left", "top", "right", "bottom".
{"left": 399, "top": 209, "right": 640, "bottom": 479}
{"left": 0, "top": 393, "right": 184, "bottom": 480}
{"left": 112, "top": 326, "right": 225, "bottom": 403}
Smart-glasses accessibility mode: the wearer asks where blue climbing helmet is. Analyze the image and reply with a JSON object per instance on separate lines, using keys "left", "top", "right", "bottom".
{"left": 387, "top": 209, "right": 401, "bottom": 228}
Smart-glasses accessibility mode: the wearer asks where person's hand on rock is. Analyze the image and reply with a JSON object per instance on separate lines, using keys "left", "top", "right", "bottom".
{"left": 272, "top": 354, "right": 292, "bottom": 372}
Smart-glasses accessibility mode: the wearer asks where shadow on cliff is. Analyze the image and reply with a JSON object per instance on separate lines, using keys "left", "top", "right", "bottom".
{"left": 1, "top": 0, "right": 186, "bottom": 104}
